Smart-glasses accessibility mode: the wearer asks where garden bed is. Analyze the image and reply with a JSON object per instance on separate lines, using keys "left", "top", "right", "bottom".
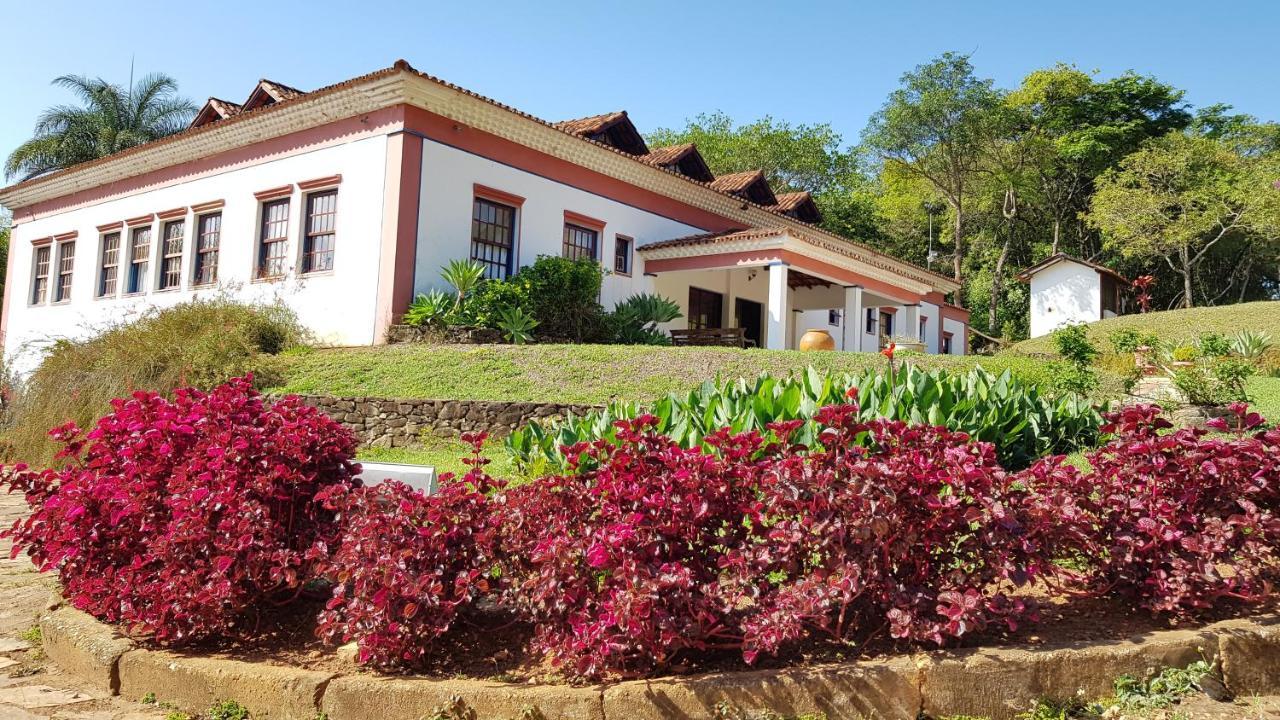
{"left": 40, "top": 601, "right": 1280, "bottom": 720}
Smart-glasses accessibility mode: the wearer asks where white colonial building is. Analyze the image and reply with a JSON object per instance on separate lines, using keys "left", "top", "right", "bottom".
{"left": 1017, "top": 253, "right": 1131, "bottom": 338}
{"left": 0, "top": 62, "right": 967, "bottom": 373}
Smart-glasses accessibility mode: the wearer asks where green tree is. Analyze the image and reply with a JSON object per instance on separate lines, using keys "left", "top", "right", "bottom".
{"left": 647, "top": 111, "right": 846, "bottom": 194}
{"left": 1006, "top": 65, "right": 1191, "bottom": 255}
{"left": 861, "top": 52, "right": 1005, "bottom": 282}
{"left": 1088, "top": 132, "right": 1280, "bottom": 308}
{"left": 6, "top": 72, "right": 196, "bottom": 181}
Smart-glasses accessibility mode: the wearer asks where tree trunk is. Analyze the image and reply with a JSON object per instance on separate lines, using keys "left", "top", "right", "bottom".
{"left": 951, "top": 203, "right": 964, "bottom": 283}
{"left": 1051, "top": 218, "right": 1060, "bottom": 254}
{"left": 1180, "top": 246, "right": 1194, "bottom": 309}
{"left": 989, "top": 239, "right": 1010, "bottom": 335}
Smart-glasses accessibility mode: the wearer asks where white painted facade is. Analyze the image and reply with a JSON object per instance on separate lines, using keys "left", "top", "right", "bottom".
{"left": 3, "top": 136, "right": 389, "bottom": 375}
{"left": 1026, "top": 260, "right": 1102, "bottom": 339}
{"left": 1, "top": 64, "right": 968, "bottom": 374}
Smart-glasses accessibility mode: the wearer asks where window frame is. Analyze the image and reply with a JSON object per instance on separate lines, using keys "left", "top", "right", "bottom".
{"left": 97, "top": 231, "right": 122, "bottom": 298}
{"left": 256, "top": 197, "right": 292, "bottom": 280}
{"left": 562, "top": 223, "right": 600, "bottom": 262}
{"left": 613, "top": 234, "right": 633, "bottom": 276}
{"left": 125, "top": 224, "right": 152, "bottom": 296}
{"left": 157, "top": 218, "right": 186, "bottom": 291}
{"left": 687, "top": 286, "right": 725, "bottom": 330}
{"left": 828, "top": 308, "right": 841, "bottom": 327}
{"left": 30, "top": 244, "right": 52, "bottom": 306}
{"left": 469, "top": 196, "right": 518, "bottom": 280}
{"left": 53, "top": 239, "right": 75, "bottom": 303}
{"left": 942, "top": 332, "right": 954, "bottom": 355}
{"left": 300, "top": 189, "right": 338, "bottom": 275}
{"left": 192, "top": 211, "right": 222, "bottom": 287}
{"left": 864, "top": 307, "right": 877, "bottom": 335}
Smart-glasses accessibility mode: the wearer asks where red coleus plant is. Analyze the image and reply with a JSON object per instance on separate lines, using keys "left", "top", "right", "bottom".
{"left": 737, "top": 404, "right": 1045, "bottom": 661}
{"left": 1031, "top": 403, "right": 1280, "bottom": 614}
{"left": 495, "top": 417, "right": 767, "bottom": 680}
{"left": 1, "top": 377, "right": 361, "bottom": 643}
{"left": 315, "top": 433, "right": 503, "bottom": 669}
{"left": 1132, "top": 275, "right": 1155, "bottom": 313}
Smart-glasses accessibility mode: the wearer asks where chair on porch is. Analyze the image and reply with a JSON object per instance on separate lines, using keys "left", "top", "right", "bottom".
{"left": 669, "top": 327, "right": 756, "bottom": 348}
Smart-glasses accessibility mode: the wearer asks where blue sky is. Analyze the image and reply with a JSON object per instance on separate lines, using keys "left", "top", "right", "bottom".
{"left": 2, "top": 0, "right": 1276, "bottom": 173}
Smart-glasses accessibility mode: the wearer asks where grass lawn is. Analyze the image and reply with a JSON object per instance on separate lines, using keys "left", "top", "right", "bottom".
{"left": 357, "top": 436, "right": 521, "bottom": 480}
{"left": 1248, "top": 375, "right": 1280, "bottom": 419}
{"left": 1008, "top": 300, "right": 1280, "bottom": 356}
{"left": 274, "top": 343, "right": 1119, "bottom": 405}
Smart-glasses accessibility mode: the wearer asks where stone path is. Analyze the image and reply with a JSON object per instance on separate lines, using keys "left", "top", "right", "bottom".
{"left": 0, "top": 490, "right": 166, "bottom": 720}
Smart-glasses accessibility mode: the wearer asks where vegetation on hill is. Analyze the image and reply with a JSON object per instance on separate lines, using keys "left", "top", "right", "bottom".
{"left": 1007, "top": 301, "right": 1280, "bottom": 356}
{"left": 4, "top": 298, "right": 304, "bottom": 465}
{"left": 273, "top": 342, "right": 1124, "bottom": 406}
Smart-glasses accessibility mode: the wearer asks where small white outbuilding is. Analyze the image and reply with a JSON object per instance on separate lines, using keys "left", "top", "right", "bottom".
{"left": 1016, "top": 253, "right": 1131, "bottom": 338}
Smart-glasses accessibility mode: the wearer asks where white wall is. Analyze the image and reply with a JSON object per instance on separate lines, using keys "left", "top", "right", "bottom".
{"left": 1028, "top": 261, "right": 1100, "bottom": 338}
{"left": 942, "top": 317, "right": 967, "bottom": 355}
{"left": 919, "top": 302, "right": 941, "bottom": 353}
{"left": 4, "top": 136, "right": 390, "bottom": 375}
{"left": 414, "top": 139, "right": 704, "bottom": 309}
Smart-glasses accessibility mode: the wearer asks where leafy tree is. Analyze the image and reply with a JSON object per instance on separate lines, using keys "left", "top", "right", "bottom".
{"left": 647, "top": 111, "right": 846, "bottom": 195}
{"left": 1088, "top": 132, "right": 1280, "bottom": 308}
{"left": 0, "top": 217, "right": 9, "bottom": 311}
{"left": 861, "top": 52, "right": 1005, "bottom": 282}
{"left": 6, "top": 73, "right": 196, "bottom": 181}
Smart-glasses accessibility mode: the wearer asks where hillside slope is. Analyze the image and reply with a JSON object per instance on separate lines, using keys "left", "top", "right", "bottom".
{"left": 1009, "top": 301, "right": 1280, "bottom": 356}
{"left": 273, "top": 343, "right": 1119, "bottom": 405}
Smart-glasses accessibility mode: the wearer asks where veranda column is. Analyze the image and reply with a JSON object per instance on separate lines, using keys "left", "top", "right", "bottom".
{"left": 842, "top": 285, "right": 863, "bottom": 352}
{"left": 902, "top": 304, "right": 920, "bottom": 345}
{"left": 766, "top": 262, "right": 790, "bottom": 350}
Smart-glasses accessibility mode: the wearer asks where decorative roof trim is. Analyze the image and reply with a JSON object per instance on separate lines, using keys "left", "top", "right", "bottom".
{"left": 53, "top": 231, "right": 78, "bottom": 242}
{"left": 125, "top": 213, "right": 155, "bottom": 226}
{"left": 96, "top": 221, "right": 123, "bottom": 232}
{"left": 157, "top": 206, "right": 188, "bottom": 220}
{"left": 30, "top": 236, "right": 52, "bottom": 247}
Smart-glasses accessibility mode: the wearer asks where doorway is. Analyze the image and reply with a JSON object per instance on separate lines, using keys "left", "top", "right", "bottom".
{"left": 734, "top": 298, "right": 763, "bottom": 348}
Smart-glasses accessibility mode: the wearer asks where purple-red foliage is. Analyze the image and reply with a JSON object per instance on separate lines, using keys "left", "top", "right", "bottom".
{"left": 1037, "top": 403, "right": 1280, "bottom": 614}
{"left": 495, "top": 417, "right": 766, "bottom": 679}
{"left": 739, "top": 405, "right": 1044, "bottom": 661}
{"left": 1, "top": 377, "right": 360, "bottom": 643}
{"left": 315, "top": 433, "right": 503, "bottom": 668}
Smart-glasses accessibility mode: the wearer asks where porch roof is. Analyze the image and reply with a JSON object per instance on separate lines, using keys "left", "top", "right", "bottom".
{"left": 638, "top": 227, "right": 956, "bottom": 302}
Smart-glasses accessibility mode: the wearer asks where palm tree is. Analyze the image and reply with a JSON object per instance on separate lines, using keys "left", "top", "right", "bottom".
{"left": 5, "top": 72, "right": 197, "bottom": 181}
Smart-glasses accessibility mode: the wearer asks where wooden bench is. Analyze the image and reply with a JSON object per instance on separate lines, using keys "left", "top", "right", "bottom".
{"left": 669, "top": 327, "right": 756, "bottom": 348}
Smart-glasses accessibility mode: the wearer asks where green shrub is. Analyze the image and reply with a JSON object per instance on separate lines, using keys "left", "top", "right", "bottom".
{"left": 496, "top": 306, "right": 538, "bottom": 345}
{"left": 507, "top": 364, "right": 1103, "bottom": 472}
{"left": 5, "top": 298, "right": 305, "bottom": 466}
{"left": 1052, "top": 323, "right": 1099, "bottom": 366}
{"left": 1196, "top": 332, "right": 1232, "bottom": 357}
{"left": 1109, "top": 328, "right": 1159, "bottom": 354}
{"left": 403, "top": 290, "right": 453, "bottom": 329}
{"left": 463, "top": 278, "right": 529, "bottom": 328}
{"left": 518, "top": 255, "right": 606, "bottom": 341}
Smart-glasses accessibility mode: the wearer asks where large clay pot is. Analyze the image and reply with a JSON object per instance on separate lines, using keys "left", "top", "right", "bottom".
{"left": 799, "top": 329, "right": 836, "bottom": 352}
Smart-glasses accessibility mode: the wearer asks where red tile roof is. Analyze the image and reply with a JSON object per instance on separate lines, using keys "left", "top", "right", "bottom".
{"left": 1015, "top": 253, "right": 1131, "bottom": 284}
{"left": 709, "top": 170, "right": 764, "bottom": 194}
{"left": 637, "top": 227, "right": 786, "bottom": 251}
{"left": 639, "top": 143, "right": 696, "bottom": 166}
{"left": 189, "top": 97, "right": 244, "bottom": 128}
{"left": 553, "top": 111, "right": 627, "bottom": 136}
{"left": 773, "top": 191, "right": 811, "bottom": 212}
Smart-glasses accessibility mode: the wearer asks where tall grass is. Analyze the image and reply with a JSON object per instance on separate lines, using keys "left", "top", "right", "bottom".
{"left": 4, "top": 298, "right": 306, "bottom": 466}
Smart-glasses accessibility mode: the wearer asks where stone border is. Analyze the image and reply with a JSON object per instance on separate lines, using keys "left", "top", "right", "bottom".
{"left": 293, "top": 394, "right": 599, "bottom": 448}
{"left": 40, "top": 606, "right": 1280, "bottom": 720}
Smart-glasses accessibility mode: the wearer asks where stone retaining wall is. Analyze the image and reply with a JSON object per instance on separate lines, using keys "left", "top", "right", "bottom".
{"left": 294, "top": 395, "right": 599, "bottom": 448}
{"left": 40, "top": 604, "right": 1280, "bottom": 720}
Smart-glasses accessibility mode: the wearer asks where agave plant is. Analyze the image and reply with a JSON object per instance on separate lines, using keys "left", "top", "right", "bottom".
{"left": 440, "top": 259, "right": 486, "bottom": 312}
{"left": 402, "top": 290, "right": 453, "bottom": 328}
{"left": 1230, "top": 330, "right": 1273, "bottom": 360}
{"left": 506, "top": 364, "right": 1103, "bottom": 473}
{"left": 496, "top": 306, "right": 538, "bottom": 345}
{"left": 610, "top": 293, "right": 682, "bottom": 345}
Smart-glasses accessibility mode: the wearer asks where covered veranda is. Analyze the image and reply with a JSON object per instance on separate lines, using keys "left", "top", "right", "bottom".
{"left": 637, "top": 228, "right": 968, "bottom": 354}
